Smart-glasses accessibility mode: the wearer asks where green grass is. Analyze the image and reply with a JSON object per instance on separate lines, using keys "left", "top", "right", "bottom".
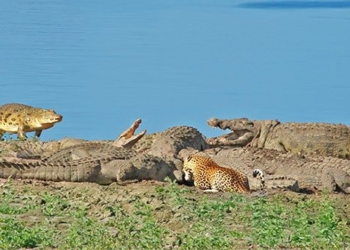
{"left": 0, "top": 180, "right": 349, "bottom": 249}
{"left": 247, "top": 194, "right": 347, "bottom": 248}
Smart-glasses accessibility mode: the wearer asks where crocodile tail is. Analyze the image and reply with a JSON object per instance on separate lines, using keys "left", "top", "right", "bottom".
{"left": 252, "top": 169, "right": 265, "bottom": 188}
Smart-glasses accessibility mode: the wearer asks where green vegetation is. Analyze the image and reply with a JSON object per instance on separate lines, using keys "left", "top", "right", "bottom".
{"left": 0, "top": 180, "right": 349, "bottom": 249}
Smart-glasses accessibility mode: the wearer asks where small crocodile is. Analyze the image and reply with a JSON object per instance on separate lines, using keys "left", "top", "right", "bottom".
{"left": 0, "top": 103, "right": 63, "bottom": 140}
{"left": 203, "top": 147, "right": 350, "bottom": 193}
{"left": 207, "top": 117, "right": 350, "bottom": 159}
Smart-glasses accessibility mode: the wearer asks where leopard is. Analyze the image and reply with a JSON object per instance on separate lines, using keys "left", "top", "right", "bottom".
{"left": 182, "top": 155, "right": 264, "bottom": 193}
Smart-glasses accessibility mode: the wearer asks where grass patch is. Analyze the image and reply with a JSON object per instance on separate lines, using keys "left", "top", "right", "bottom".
{"left": 0, "top": 181, "right": 36, "bottom": 214}
{"left": 0, "top": 180, "right": 349, "bottom": 249}
{"left": 0, "top": 217, "right": 56, "bottom": 249}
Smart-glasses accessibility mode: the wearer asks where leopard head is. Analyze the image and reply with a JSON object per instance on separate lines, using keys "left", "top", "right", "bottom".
{"left": 183, "top": 155, "right": 196, "bottom": 182}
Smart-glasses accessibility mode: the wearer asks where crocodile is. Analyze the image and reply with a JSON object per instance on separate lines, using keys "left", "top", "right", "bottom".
{"left": 207, "top": 117, "right": 350, "bottom": 159}
{"left": 201, "top": 146, "right": 350, "bottom": 193}
{"left": 38, "top": 119, "right": 147, "bottom": 161}
{"left": 0, "top": 153, "right": 177, "bottom": 185}
{"left": 0, "top": 119, "right": 146, "bottom": 160}
{"left": 0, "top": 124, "right": 207, "bottom": 185}
{"left": 126, "top": 125, "right": 208, "bottom": 161}
{"left": 0, "top": 103, "right": 63, "bottom": 140}
{"left": 13, "top": 125, "right": 206, "bottom": 162}
{"left": 0, "top": 148, "right": 297, "bottom": 192}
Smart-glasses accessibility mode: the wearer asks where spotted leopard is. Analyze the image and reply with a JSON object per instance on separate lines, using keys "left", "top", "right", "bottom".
{"left": 183, "top": 155, "right": 264, "bottom": 193}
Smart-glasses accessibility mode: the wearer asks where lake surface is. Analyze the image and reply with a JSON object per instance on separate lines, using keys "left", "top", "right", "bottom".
{"left": 1, "top": 0, "right": 349, "bottom": 141}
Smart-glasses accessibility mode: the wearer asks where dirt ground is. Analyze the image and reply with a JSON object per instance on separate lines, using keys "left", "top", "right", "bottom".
{"left": 1, "top": 178, "right": 350, "bottom": 249}
{"left": 2, "top": 178, "right": 350, "bottom": 226}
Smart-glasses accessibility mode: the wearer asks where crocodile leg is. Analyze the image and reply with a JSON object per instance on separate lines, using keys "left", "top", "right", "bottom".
{"left": 17, "top": 123, "right": 27, "bottom": 140}
{"left": 35, "top": 130, "right": 43, "bottom": 137}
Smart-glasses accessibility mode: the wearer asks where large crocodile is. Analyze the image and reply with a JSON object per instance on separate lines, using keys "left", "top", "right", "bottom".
{"left": 0, "top": 153, "right": 177, "bottom": 185}
{"left": 207, "top": 117, "right": 350, "bottom": 159}
{"left": 41, "top": 125, "right": 207, "bottom": 165}
{"left": 133, "top": 125, "right": 208, "bottom": 155}
{"left": 0, "top": 119, "right": 147, "bottom": 160}
{"left": 0, "top": 123, "right": 207, "bottom": 186}
{"left": 0, "top": 103, "right": 63, "bottom": 139}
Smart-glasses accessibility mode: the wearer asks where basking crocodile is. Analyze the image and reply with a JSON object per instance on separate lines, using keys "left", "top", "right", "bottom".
{"left": 201, "top": 147, "right": 350, "bottom": 193}
{"left": 39, "top": 119, "right": 147, "bottom": 162}
{"left": 0, "top": 124, "right": 206, "bottom": 185}
{"left": 14, "top": 125, "right": 207, "bottom": 162}
{"left": 0, "top": 153, "right": 177, "bottom": 185}
{"left": 207, "top": 117, "right": 350, "bottom": 159}
{"left": 0, "top": 149, "right": 297, "bottom": 192}
{"left": 0, "top": 103, "right": 63, "bottom": 140}
{"left": 0, "top": 119, "right": 146, "bottom": 160}
{"left": 135, "top": 125, "right": 208, "bottom": 157}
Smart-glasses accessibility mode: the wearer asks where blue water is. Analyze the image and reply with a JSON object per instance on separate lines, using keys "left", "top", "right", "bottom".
{"left": 1, "top": 1, "right": 349, "bottom": 141}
